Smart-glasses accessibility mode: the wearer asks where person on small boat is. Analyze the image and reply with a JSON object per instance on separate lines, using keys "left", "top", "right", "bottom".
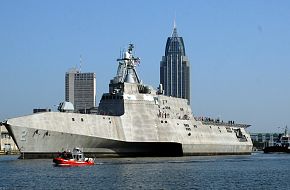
{"left": 57, "top": 151, "right": 73, "bottom": 160}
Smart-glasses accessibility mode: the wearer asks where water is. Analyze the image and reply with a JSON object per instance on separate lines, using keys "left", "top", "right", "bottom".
{"left": 0, "top": 153, "right": 290, "bottom": 190}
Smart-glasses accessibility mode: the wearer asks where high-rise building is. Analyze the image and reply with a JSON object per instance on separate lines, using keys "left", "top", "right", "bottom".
{"left": 160, "top": 23, "right": 190, "bottom": 104}
{"left": 65, "top": 68, "right": 96, "bottom": 112}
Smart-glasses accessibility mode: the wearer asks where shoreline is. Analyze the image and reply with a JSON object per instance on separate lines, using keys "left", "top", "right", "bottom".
{"left": 0, "top": 150, "right": 20, "bottom": 156}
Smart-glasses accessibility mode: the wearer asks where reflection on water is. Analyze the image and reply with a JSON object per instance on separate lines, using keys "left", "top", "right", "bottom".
{"left": 1, "top": 153, "right": 290, "bottom": 189}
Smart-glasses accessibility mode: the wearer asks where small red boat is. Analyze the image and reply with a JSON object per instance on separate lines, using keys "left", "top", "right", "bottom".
{"left": 53, "top": 148, "right": 94, "bottom": 166}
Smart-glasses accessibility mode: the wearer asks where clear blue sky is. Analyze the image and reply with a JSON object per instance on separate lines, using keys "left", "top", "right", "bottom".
{"left": 1, "top": 0, "right": 290, "bottom": 133}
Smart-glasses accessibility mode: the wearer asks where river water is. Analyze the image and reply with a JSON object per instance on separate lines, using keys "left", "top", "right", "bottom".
{"left": 0, "top": 152, "right": 289, "bottom": 190}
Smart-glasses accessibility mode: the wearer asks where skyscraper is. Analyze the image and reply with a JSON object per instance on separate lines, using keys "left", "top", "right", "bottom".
{"left": 65, "top": 68, "right": 96, "bottom": 112}
{"left": 160, "top": 23, "right": 190, "bottom": 104}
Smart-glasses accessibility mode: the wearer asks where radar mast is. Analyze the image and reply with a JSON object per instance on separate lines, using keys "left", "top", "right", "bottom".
{"left": 112, "top": 44, "right": 141, "bottom": 84}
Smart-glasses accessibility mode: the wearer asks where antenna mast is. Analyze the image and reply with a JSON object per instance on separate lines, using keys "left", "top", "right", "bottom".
{"left": 79, "top": 55, "right": 82, "bottom": 73}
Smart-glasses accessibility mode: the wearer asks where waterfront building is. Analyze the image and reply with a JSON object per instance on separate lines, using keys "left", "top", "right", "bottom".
{"left": 250, "top": 132, "right": 280, "bottom": 150}
{"left": 65, "top": 68, "right": 96, "bottom": 112}
{"left": 160, "top": 22, "right": 190, "bottom": 104}
{"left": 0, "top": 124, "right": 18, "bottom": 154}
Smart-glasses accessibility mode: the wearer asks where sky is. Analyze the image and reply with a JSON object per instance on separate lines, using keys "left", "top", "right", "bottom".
{"left": 0, "top": 0, "right": 290, "bottom": 133}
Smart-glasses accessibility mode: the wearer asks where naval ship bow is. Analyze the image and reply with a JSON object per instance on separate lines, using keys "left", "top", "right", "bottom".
{"left": 2, "top": 44, "right": 253, "bottom": 158}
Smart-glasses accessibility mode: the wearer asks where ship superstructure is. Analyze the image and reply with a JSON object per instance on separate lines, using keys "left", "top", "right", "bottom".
{"left": 2, "top": 44, "right": 252, "bottom": 158}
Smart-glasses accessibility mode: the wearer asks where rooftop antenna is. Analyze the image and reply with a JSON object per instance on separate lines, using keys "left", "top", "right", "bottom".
{"left": 79, "top": 54, "right": 83, "bottom": 73}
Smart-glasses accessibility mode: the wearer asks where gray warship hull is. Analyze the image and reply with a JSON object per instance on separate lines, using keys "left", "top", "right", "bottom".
{"left": 3, "top": 44, "right": 253, "bottom": 158}
{"left": 5, "top": 96, "right": 252, "bottom": 159}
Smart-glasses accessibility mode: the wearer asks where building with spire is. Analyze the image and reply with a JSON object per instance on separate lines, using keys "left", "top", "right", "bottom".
{"left": 160, "top": 23, "right": 190, "bottom": 104}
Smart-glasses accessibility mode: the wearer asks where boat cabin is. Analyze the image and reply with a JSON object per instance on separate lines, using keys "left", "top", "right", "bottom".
{"left": 57, "top": 148, "right": 85, "bottom": 161}
{"left": 72, "top": 148, "right": 84, "bottom": 161}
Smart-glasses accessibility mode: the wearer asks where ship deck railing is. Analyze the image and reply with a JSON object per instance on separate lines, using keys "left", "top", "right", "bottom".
{"left": 199, "top": 121, "right": 250, "bottom": 128}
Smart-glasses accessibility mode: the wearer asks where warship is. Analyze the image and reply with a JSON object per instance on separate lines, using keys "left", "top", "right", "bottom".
{"left": 2, "top": 44, "right": 253, "bottom": 158}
